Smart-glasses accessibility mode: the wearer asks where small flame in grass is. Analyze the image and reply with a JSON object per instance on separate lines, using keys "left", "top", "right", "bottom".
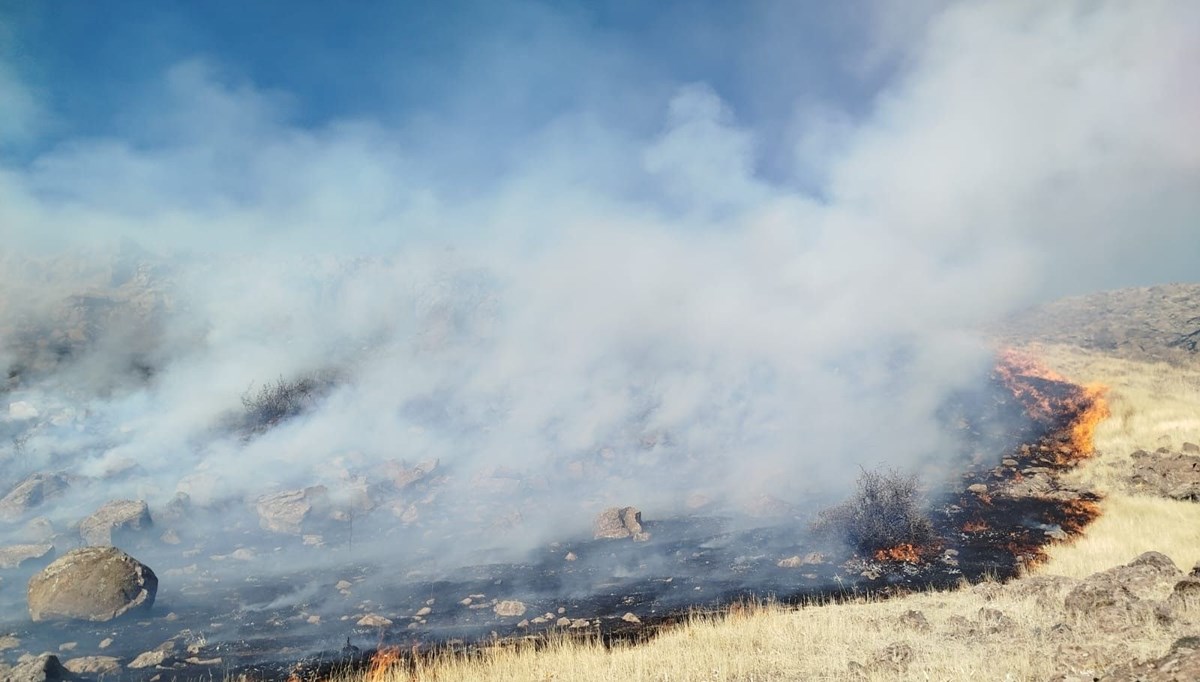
{"left": 873, "top": 544, "right": 923, "bottom": 563}
{"left": 366, "top": 648, "right": 403, "bottom": 682}
{"left": 995, "top": 349, "right": 1110, "bottom": 457}
{"left": 962, "top": 519, "right": 989, "bottom": 533}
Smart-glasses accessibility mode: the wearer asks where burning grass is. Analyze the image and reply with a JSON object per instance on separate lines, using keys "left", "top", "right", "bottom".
{"left": 995, "top": 348, "right": 1111, "bottom": 458}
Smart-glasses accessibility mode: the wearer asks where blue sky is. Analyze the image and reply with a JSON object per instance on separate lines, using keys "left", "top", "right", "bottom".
{"left": 2, "top": 0, "right": 904, "bottom": 188}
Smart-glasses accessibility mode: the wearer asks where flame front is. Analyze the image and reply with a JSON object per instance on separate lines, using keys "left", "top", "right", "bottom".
{"left": 873, "top": 543, "right": 923, "bottom": 563}
{"left": 366, "top": 647, "right": 403, "bottom": 682}
{"left": 995, "top": 349, "right": 1110, "bottom": 458}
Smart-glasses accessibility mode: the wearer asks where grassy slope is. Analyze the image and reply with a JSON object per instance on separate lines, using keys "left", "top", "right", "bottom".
{"left": 356, "top": 344, "right": 1200, "bottom": 681}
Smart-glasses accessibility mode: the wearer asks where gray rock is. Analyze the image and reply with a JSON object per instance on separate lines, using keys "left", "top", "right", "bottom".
{"left": 61, "top": 657, "right": 120, "bottom": 676}
{"left": 27, "top": 546, "right": 157, "bottom": 622}
{"left": 79, "top": 500, "right": 152, "bottom": 546}
{"left": 593, "top": 506, "right": 650, "bottom": 541}
{"left": 256, "top": 486, "right": 328, "bottom": 535}
{"left": 0, "top": 475, "right": 69, "bottom": 522}
{"left": 0, "top": 545, "right": 54, "bottom": 570}
{"left": 0, "top": 654, "right": 70, "bottom": 682}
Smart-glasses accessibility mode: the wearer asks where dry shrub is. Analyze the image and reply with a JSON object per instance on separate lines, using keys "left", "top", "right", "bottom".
{"left": 239, "top": 371, "right": 338, "bottom": 435}
{"left": 816, "top": 467, "right": 935, "bottom": 555}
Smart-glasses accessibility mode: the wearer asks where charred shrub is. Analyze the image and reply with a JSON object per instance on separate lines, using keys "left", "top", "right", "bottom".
{"left": 239, "top": 371, "right": 338, "bottom": 436}
{"left": 815, "top": 467, "right": 935, "bottom": 555}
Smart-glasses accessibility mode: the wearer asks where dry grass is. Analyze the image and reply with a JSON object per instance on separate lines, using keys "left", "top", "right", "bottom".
{"left": 1027, "top": 343, "right": 1200, "bottom": 577}
{"left": 343, "top": 343, "right": 1200, "bottom": 682}
{"left": 353, "top": 585, "right": 1192, "bottom": 682}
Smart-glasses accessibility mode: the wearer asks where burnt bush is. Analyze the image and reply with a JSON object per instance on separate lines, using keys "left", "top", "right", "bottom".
{"left": 814, "top": 467, "right": 935, "bottom": 555}
{"left": 239, "top": 371, "right": 338, "bottom": 436}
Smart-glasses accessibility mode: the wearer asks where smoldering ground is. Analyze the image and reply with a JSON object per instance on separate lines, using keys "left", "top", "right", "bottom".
{"left": 0, "top": 0, "right": 1197, "bottom": 667}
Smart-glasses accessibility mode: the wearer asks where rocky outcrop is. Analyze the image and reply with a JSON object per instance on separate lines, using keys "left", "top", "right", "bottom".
{"left": 0, "top": 474, "right": 69, "bottom": 522}
{"left": 593, "top": 506, "right": 650, "bottom": 541}
{"left": 78, "top": 500, "right": 152, "bottom": 546}
{"left": 27, "top": 546, "right": 157, "bottom": 622}
{"left": 1129, "top": 449, "right": 1200, "bottom": 501}
{"left": 1105, "top": 637, "right": 1200, "bottom": 681}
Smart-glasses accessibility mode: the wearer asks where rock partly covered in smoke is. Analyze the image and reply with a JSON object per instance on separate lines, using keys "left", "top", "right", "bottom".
{"left": 61, "top": 656, "right": 121, "bottom": 676}
{"left": 493, "top": 600, "right": 527, "bottom": 617}
{"left": 0, "top": 653, "right": 70, "bottom": 682}
{"left": 0, "top": 544, "right": 54, "bottom": 570}
{"left": 0, "top": 474, "right": 69, "bottom": 522}
{"left": 27, "top": 546, "right": 157, "bottom": 622}
{"left": 256, "top": 486, "right": 328, "bottom": 535}
{"left": 78, "top": 500, "right": 152, "bottom": 546}
{"left": 593, "top": 507, "right": 650, "bottom": 541}
{"left": 379, "top": 458, "right": 438, "bottom": 490}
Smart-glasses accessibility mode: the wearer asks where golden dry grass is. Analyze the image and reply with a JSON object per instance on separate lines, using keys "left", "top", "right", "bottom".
{"left": 1027, "top": 343, "right": 1200, "bottom": 577}
{"left": 346, "top": 343, "right": 1200, "bottom": 682}
{"left": 354, "top": 584, "right": 1194, "bottom": 682}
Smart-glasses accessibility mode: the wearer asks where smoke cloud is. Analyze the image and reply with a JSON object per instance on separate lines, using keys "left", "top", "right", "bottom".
{"left": 0, "top": 0, "right": 1197, "bottom": 574}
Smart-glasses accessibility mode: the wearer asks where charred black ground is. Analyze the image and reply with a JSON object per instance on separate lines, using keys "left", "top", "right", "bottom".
{"left": 0, "top": 355, "right": 1107, "bottom": 681}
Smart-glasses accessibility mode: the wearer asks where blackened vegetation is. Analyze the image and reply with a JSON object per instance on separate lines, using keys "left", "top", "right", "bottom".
{"left": 238, "top": 371, "right": 339, "bottom": 437}
{"left": 814, "top": 468, "right": 934, "bottom": 556}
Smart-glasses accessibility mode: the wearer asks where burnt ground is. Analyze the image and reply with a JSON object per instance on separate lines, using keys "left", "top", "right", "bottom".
{"left": 0, "top": 364, "right": 1105, "bottom": 681}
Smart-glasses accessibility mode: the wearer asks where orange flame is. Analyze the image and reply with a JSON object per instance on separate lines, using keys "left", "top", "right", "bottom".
{"left": 873, "top": 543, "right": 923, "bottom": 563}
{"left": 995, "top": 349, "right": 1110, "bottom": 457}
{"left": 366, "top": 647, "right": 403, "bottom": 682}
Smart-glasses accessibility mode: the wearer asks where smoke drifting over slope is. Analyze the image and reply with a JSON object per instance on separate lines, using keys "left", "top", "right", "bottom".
{"left": 0, "top": 0, "right": 1197, "bottom": 575}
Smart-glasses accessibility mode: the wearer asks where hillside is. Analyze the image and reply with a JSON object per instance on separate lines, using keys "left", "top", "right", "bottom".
{"left": 351, "top": 285, "right": 1200, "bottom": 682}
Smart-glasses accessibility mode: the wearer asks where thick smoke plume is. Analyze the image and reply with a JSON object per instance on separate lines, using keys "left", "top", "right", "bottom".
{"left": 0, "top": 0, "right": 1197, "bottom": 581}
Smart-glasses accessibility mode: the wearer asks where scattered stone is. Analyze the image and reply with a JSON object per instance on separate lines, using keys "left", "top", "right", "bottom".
{"left": 127, "top": 649, "right": 170, "bottom": 669}
{"left": 569, "top": 618, "right": 589, "bottom": 629}
{"left": 55, "top": 644, "right": 75, "bottom": 653}
{"left": 336, "top": 580, "right": 352, "bottom": 591}
{"left": 967, "top": 483, "right": 988, "bottom": 494}
{"left": 556, "top": 617, "right": 571, "bottom": 627}
{"left": 415, "top": 606, "right": 432, "bottom": 617}
{"left": 621, "top": 612, "right": 640, "bottom": 624}
{"left": 97, "top": 639, "right": 112, "bottom": 650}
{"left": 0, "top": 635, "right": 19, "bottom": 651}
{"left": 0, "top": 474, "right": 69, "bottom": 522}
{"left": 159, "top": 529, "right": 180, "bottom": 545}
{"left": 777, "top": 552, "right": 824, "bottom": 568}
{"left": 494, "top": 600, "right": 527, "bottom": 617}
{"left": 7, "top": 401, "right": 39, "bottom": 420}
{"left": 593, "top": 507, "right": 650, "bottom": 541}
{"left": 27, "top": 546, "right": 157, "bottom": 622}
{"left": 379, "top": 459, "right": 438, "bottom": 490}
{"left": 897, "top": 610, "right": 929, "bottom": 631}
{"left": 0, "top": 544, "right": 54, "bottom": 570}
{"left": 62, "top": 656, "right": 121, "bottom": 676}
{"left": 564, "top": 552, "right": 577, "bottom": 562}
{"left": 79, "top": 500, "right": 152, "bottom": 546}
{"left": 356, "top": 614, "right": 392, "bottom": 627}
{"left": 517, "top": 619, "right": 529, "bottom": 628}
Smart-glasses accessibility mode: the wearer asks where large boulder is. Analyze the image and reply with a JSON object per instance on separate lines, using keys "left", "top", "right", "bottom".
{"left": 27, "top": 546, "right": 157, "bottom": 622}
{"left": 78, "top": 500, "right": 152, "bottom": 546}
{"left": 1128, "top": 449, "right": 1200, "bottom": 501}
